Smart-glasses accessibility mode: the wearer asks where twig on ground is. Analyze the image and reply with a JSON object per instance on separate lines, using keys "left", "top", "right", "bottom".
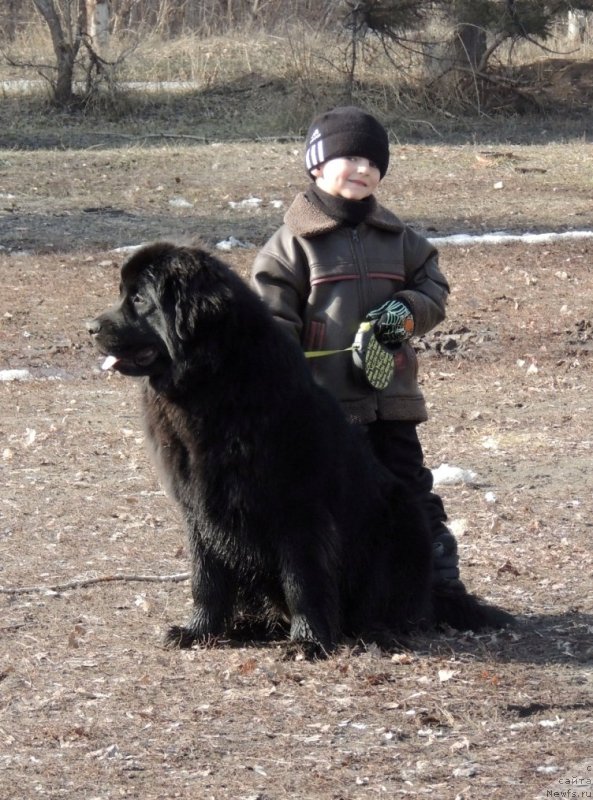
{"left": 0, "top": 572, "right": 190, "bottom": 595}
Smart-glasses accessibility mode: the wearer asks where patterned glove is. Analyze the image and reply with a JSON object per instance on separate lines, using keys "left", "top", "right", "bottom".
{"left": 367, "top": 299, "right": 414, "bottom": 347}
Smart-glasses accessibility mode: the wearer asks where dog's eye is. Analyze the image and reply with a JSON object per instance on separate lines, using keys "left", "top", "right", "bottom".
{"left": 131, "top": 293, "right": 145, "bottom": 306}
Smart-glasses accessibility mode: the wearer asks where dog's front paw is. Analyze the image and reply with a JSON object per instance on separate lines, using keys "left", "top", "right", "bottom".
{"left": 164, "top": 625, "right": 222, "bottom": 649}
{"left": 289, "top": 614, "right": 335, "bottom": 657}
{"left": 281, "top": 639, "right": 329, "bottom": 661}
{"left": 164, "top": 625, "right": 199, "bottom": 648}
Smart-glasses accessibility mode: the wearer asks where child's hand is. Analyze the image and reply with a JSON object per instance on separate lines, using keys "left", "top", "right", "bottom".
{"left": 367, "top": 299, "right": 414, "bottom": 346}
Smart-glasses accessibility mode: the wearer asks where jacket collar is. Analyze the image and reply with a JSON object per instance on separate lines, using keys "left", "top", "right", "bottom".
{"left": 284, "top": 191, "right": 405, "bottom": 238}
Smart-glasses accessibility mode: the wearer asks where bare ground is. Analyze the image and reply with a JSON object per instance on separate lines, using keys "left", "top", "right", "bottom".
{"left": 0, "top": 136, "right": 592, "bottom": 799}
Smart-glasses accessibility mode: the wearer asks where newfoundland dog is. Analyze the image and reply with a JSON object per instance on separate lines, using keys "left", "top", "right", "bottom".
{"left": 87, "top": 242, "right": 512, "bottom": 653}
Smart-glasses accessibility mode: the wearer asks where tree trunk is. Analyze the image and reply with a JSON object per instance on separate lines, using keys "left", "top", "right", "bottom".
{"left": 89, "top": 0, "right": 110, "bottom": 51}
{"left": 454, "top": 23, "right": 487, "bottom": 71}
{"left": 567, "top": 10, "right": 588, "bottom": 43}
{"left": 32, "top": 0, "right": 88, "bottom": 106}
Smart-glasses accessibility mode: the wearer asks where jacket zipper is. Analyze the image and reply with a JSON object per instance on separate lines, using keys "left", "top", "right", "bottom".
{"left": 351, "top": 226, "right": 383, "bottom": 397}
{"left": 350, "top": 227, "right": 369, "bottom": 316}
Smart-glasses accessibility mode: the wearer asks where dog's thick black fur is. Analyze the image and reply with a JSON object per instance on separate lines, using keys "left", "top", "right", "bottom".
{"left": 88, "top": 242, "right": 513, "bottom": 653}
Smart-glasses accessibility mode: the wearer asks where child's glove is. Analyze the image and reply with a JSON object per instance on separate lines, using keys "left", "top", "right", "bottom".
{"left": 367, "top": 299, "right": 414, "bottom": 347}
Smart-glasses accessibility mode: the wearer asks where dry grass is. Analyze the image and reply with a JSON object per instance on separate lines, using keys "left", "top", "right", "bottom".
{"left": 2, "top": 14, "right": 593, "bottom": 141}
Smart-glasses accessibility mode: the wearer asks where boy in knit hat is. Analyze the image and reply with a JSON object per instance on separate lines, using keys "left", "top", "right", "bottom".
{"left": 251, "top": 106, "right": 461, "bottom": 592}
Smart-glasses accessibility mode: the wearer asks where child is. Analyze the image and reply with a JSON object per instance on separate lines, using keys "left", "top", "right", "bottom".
{"left": 250, "top": 106, "right": 462, "bottom": 593}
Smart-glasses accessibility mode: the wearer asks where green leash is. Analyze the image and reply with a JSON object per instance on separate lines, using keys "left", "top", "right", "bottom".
{"left": 304, "top": 346, "right": 354, "bottom": 359}
{"left": 304, "top": 321, "right": 395, "bottom": 391}
{"left": 304, "top": 321, "right": 373, "bottom": 359}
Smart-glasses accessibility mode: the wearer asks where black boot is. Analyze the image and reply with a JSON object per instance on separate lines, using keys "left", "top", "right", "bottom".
{"left": 432, "top": 528, "right": 466, "bottom": 593}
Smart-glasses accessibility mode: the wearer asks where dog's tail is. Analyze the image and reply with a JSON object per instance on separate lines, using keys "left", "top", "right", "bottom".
{"left": 432, "top": 584, "right": 515, "bottom": 631}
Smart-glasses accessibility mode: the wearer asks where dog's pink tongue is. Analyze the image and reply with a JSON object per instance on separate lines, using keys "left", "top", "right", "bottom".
{"left": 101, "top": 355, "right": 118, "bottom": 371}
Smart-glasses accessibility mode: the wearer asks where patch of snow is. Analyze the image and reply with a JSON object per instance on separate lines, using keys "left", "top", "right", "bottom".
{"left": 0, "top": 369, "right": 31, "bottom": 382}
{"left": 215, "top": 236, "right": 255, "bottom": 251}
{"left": 429, "top": 230, "right": 593, "bottom": 246}
{"left": 169, "top": 196, "right": 193, "bottom": 208}
{"left": 111, "top": 244, "right": 145, "bottom": 254}
{"left": 431, "top": 463, "right": 478, "bottom": 486}
{"left": 228, "top": 197, "right": 262, "bottom": 209}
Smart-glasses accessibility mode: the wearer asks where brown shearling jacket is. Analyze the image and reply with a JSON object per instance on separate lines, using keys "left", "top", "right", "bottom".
{"left": 250, "top": 191, "right": 449, "bottom": 424}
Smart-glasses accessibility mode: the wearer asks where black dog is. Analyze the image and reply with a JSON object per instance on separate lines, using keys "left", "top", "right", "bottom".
{"left": 88, "top": 242, "right": 512, "bottom": 653}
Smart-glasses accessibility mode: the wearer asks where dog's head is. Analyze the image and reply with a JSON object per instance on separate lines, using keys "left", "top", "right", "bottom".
{"left": 87, "top": 242, "right": 239, "bottom": 388}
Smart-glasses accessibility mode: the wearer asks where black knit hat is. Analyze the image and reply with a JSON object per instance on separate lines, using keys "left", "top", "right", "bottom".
{"left": 304, "top": 106, "right": 390, "bottom": 179}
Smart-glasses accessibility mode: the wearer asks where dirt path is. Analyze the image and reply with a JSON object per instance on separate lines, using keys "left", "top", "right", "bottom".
{"left": 0, "top": 140, "right": 592, "bottom": 798}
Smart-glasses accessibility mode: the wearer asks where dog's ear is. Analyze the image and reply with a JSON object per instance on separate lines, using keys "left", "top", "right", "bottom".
{"left": 173, "top": 283, "right": 200, "bottom": 342}
{"left": 171, "top": 250, "right": 235, "bottom": 342}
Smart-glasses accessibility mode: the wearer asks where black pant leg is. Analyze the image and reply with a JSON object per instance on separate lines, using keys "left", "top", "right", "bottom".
{"left": 364, "top": 420, "right": 448, "bottom": 532}
{"left": 364, "top": 420, "right": 461, "bottom": 582}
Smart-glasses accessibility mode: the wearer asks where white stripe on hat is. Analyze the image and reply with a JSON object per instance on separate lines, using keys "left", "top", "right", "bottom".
{"left": 317, "top": 140, "right": 324, "bottom": 165}
{"left": 312, "top": 142, "right": 319, "bottom": 166}
{"left": 306, "top": 139, "right": 326, "bottom": 171}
